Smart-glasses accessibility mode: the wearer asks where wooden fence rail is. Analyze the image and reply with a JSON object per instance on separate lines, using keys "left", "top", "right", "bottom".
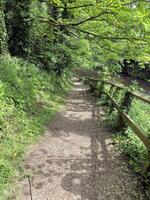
{"left": 78, "top": 75, "right": 150, "bottom": 104}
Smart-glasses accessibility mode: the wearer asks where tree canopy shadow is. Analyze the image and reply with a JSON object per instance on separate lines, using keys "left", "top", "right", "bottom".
{"left": 21, "top": 81, "right": 143, "bottom": 200}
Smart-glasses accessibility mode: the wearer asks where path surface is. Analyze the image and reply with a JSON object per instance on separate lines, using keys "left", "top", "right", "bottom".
{"left": 17, "top": 81, "right": 145, "bottom": 200}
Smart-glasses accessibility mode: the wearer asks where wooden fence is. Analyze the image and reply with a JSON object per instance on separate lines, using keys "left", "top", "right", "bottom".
{"left": 76, "top": 72, "right": 150, "bottom": 172}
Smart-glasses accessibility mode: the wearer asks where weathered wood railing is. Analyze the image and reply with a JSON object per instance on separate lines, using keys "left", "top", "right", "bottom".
{"left": 77, "top": 73, "right": 150, "bottom": 172}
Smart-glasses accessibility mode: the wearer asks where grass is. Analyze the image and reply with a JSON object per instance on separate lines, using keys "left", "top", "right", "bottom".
{"left": 0, "top": 55, "right": 72, "bottom": 199}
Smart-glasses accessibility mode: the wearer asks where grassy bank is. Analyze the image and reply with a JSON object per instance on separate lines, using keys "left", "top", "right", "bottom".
{"left": 0, "top": 55, "right": 71, "bottom": 199}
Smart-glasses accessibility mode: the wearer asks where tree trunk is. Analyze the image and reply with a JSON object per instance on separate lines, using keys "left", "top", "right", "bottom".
{"left": 0, "top": 0, "right": 8, "bottom": 55}
{"left": 4, "top": 0, "right": 31, "bottom": 58}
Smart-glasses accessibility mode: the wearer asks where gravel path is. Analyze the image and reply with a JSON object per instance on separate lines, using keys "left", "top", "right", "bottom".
{"left": 17, "top": 80, "right": 146, "bottom": 200}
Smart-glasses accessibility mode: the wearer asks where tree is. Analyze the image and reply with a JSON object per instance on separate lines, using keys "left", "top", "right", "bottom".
{"left": 39, "top": 0, "right": 150, "bottom": 75}
{"left": 2, "top": 0, "right": 150, "bottom": 76}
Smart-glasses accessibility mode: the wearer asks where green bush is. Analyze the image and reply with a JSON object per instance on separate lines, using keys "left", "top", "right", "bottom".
{"left": 0, "top": 55, "right": 71, "bottom": 198}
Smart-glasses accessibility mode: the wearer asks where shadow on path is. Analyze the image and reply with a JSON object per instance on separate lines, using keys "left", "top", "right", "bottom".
{"left": 17, "top": 80, "right": 145, "bottom": 200}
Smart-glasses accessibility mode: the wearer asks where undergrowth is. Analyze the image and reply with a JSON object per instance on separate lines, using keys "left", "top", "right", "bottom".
{"left": 0, "top": 55, "right": 71, "bottom": 199}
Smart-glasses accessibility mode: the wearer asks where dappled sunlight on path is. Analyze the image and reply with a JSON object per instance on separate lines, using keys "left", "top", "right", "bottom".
{"left": 17, "top": 80, "right": 145, "bottom": 200}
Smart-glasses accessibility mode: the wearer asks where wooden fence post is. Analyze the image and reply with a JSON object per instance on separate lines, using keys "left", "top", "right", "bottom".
{"left": 110, "top": 85, "right": 115, "bottom": 96}
{"left": 108, "top": 86, "right": 121, "bottom": 113}
{"left": 89, "top": 80, "right": 95, "bottom": 93}
{"left": 117, "top": 91, "right": 133, "bottom": 131}
{"left": 93, "top": 80, "right": 99, "bottom": 97}
{"left": 98, "top": 82, "right": 104, "bottom": 98}
{"left": 143, "top": 151, "right": 150, "bottom": 174}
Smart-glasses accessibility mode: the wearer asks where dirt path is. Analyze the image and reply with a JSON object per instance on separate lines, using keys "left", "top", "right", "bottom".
{"left": 17, "top": 80, "right": 145, "bottom": 200}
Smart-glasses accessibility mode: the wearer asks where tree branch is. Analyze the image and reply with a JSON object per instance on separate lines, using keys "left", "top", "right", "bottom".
{"left": 58, "top": 1, "right": 102, "bottom": 10}
{"left": 122, "top": 0, "right": 138, "bottom": 6}
{"left": 34, "top": 16, "right": 149, "bottom": 43}
{"left": 72, "top": 27, "right": 149, "bottom": 42}
{"left": 51, "top": 0, "right": 139, "bottom": 10}
{"left": 65, "top": 11, "right": 115, "bottom": 27}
